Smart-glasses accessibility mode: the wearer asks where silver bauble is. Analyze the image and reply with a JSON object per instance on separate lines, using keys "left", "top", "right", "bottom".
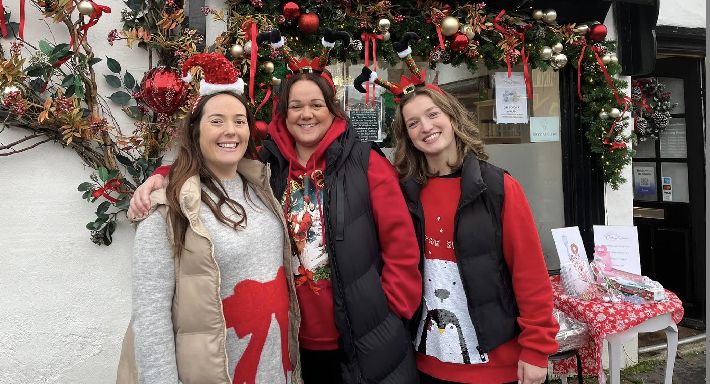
{"left": 271, "top": 77, "right": 281, "bottom": 86}
{"left": 602, "top": 54, "right": 611, "bottom": 64}
{"left": 552, "top": 42, "right": 564, "bottom": 53}
{"left": 599, "top": 110, "right": 609, "bottom": 119}
{"left": 575, "top": 25, "right": 590, "bottom": 34}
{"left": 552, "top": 53, "right": 568, "bottom": 68}
{"left": 541, "top": 46, "right": 553, "bottom": 60}
{"left": 440, "top": 16, "right": 460, "bottom": 37}
{"left": 609, "top": 54, "right": 619, "bottom": 64}
{"left": 608, "top": 108, "right": 621, "bottom": 119}
{"left": 462, "top": 24, "right": 475, "bottom": 40}
{"left": 244, "top": 41, "right": 252, "bottom": 55}
{"left": 532, "top": 9, "right": 544, "bottom": 20}
{"left": 382, "top": 31, "right": 391, "bottom": 41}
{"left": 377, "top": 18, "right": 391, "bottom": 32}
{"left": 542, "top": 9, "right": 557, "bottom": 24}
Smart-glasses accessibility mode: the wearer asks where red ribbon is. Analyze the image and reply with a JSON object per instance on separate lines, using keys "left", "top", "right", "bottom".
{"left": 434, "top": 25, "right": 445, "bottom": 49}
{"left": 577, "top": 43, "right": 587, "bottom": 101}
{"left": 243, "top": 20, "right": 258, "bottom": 104}
{"left": 19, "top": 0, "right": 24, "bottom": 39}
{"left": 91, "top": 178, "right": 121, "bottom": 203}
{"left": 493, "top": 10, "right": 533, "bottom": 102}
{"left": 361, "top": 32, "right": 383, "bottom": 106}
{"left": 81, "top": 1, "right": 111, "bottom": 42}
{"left": 0, "top": 0, "right": 6, "bottom": 37}
{"left": 254, "top": 82, "right": 272, "bottom": 116}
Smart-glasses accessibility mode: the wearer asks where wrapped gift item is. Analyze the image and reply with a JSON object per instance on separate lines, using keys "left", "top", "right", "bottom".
{"left": 590, "top": 257, "right": 667, "bottom": 304}
{"left": 554, "top": 308, "right": 589, "bottom": 352}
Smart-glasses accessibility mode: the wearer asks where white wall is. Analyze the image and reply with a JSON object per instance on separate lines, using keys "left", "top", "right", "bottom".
{"left": 0, "top": 0, "right": 147, "bottom": 382}
{"left": 658, "top": 0, "right": 706, "bottom": 28}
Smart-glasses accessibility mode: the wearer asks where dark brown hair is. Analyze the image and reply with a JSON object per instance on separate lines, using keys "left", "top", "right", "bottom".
{"left": 392, "top": 87, "right": 488, "bottom": 184}
{"left": 166, "top": 91, "right": 259, "bottom": 257}
{"left": 274, "top": 71, "right": 346, "bottom": 120}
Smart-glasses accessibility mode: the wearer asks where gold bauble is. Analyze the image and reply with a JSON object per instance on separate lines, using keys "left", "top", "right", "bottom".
{"left": 461, "top": 24, "right": 475, "bottom": 40}
{"left": 552, "top": 42, "right": 564, "bottom": 53}
{"left": 230, "top": 44, "right": 244, "bottom": 58}
{"left": 271, "top": 77, "right": 282, "bottom": 86}
{"left": 382, "top": 31, "right": 391, "bottom": 41}
{"left": 532, "top": 9, "right": 544, "bottom": 20}
{"left": 440, "top": 16, "right": 460, "bottom": 37}
{"left": 542, "top": 9, "right": 557, "bottom": 24}
{"left": 377, "top": 18, "right": 391, "bottom": 32}
{"left": 262, "top": 61, "right": 275, "bottom": 74}
{"left": 77, "top": 0, "right": 94, "bottom": 16}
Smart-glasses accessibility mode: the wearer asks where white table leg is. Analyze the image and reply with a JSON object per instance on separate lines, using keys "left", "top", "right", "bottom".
{"left": 608, "top": 339, "right": 623, "bottom": 384}
{"left": 663, "top": 324, "right": 679, "bottom": 384}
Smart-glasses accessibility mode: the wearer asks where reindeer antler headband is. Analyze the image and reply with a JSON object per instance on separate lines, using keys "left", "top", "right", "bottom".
{"left": 257, "top": 28, "right": 350, "bottom": 91}
{"left": 353, "top": 32, "right": 443, "bottom": 103}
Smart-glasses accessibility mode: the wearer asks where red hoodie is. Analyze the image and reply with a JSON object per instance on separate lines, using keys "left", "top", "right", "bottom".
{"left": 267, "top": 116, "right": 421, "bottom": 350}
{"left": 153, "top": 118, "right": 422, "bottom": 349}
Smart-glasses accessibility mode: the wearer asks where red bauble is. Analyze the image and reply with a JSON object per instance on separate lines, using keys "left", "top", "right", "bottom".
{"left": 589, "top": 24, "right": 608, "bottom": 43}
{"left": 450, "top": 33, "right": 469, "bottom": 53}
{"left": 254, "top": 120, "right": 268, "bottom": 141}
{"left": 298, "top": 12, "right": 319, "bottom": 34}
{"left": 282, "top": 2, "right": 300, "bottom": 21}
{"left": 140, "top": 67, "right": 190, "bottom": 114}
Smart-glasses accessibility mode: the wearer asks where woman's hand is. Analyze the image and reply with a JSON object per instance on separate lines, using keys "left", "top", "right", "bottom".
{"left": 517, "top": 360, "right": 547, "bottom": 384}
{"left": 128, "top": 174, "right": 167, "bottom": 220}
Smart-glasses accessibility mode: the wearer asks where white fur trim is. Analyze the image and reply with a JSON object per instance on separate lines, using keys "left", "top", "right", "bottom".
{"left": 272, "top": 37, "right": 285, "bottom": 49}
{"left": 322, "top": 37, "right": 336, "bottom": 48}
{"left": 397, "top": 46, "right": 412, "bottom": 59}
{"left": 369, "top": 71, "right": 378, "bottom": 82}
{"left": 181, "top": 73, "right": 193, "bottom": 83}
{"left": 199, "top": 79, "right": 244, "bottom": 96}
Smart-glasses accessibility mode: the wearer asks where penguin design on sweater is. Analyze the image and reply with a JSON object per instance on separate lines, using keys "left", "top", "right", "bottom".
{"left": 414, "top": 257, "right": 488, "bottom": 364}
{"left": 418, "top": 308, "right": 471, "bottom": 364}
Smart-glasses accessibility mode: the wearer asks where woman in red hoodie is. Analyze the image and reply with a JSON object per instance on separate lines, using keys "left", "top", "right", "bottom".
{"left": 129, "top": 32, "right": 422, "bottom": 383}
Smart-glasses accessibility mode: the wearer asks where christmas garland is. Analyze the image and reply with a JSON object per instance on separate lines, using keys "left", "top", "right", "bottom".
{"left": 631, "top": 78, "right": 676, "bottom": 140}
{"left": 0, "top": 0, "right": 635, "bottom": 245}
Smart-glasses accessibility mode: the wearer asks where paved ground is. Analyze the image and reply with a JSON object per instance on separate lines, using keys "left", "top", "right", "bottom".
{"left": 549, "top": 339, "right": 706, "bottom": 383}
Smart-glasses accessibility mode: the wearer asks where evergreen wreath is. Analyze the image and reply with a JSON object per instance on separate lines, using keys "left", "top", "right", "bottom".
{"left": 631, "top": 78, "right": 677, "bottom": 140}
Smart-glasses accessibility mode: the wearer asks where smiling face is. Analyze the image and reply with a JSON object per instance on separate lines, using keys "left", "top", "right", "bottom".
{"left": 285, "top": 79, "right": 335, "bottom": 155}
{"left": 198, "top": 93, "right": 250, "bottom": 179}
{"left": 401, "top": 94, "right": 457, "bottom": 173}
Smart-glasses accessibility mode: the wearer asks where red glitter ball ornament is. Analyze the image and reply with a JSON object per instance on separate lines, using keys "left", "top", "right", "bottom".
{"left": 298, "top": 12, "right": 319, "bottom": 34}
{"left": 282, "top": 2, "right": 300, "bottom": 21}
{"left": 140, "top": 66, "right": 190, "bottom": 115}
{"left": 450, "top": 33, "right": 469, "bottom": 52}
{"left": 589, "top": 24, "right": 608, "bottom": 43}
{"left": 254, "top": 120, "right": 268, "bottom": 141}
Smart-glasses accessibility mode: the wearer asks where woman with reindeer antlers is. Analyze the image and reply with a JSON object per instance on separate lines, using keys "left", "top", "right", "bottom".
{"left": 129, "top": 30, "right": 422, "bottom": 384}
{"left": 354, "top": 33, "right": 559, "bottom": 384}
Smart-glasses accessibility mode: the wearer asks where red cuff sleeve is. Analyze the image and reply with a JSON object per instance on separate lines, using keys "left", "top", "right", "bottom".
{"left": 153, "top": 165, "right": 171, "bottom": 177}
{"left": 501, "top": 174, "right": 559, "bottom": 363}
{"left": 367, "top": 150, "right": 422, "bottom": 319}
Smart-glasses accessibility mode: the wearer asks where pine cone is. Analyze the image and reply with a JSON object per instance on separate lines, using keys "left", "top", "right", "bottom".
{"left": 652, "top": 111, "right": 670, "bottom": 129}
{"left": 635, "top": 117, "right": 649, "bottom": 135}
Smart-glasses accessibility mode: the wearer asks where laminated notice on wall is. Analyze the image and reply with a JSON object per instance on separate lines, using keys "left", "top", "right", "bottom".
{"left": 494, "top": 72, "right": 529, "bottom": 124}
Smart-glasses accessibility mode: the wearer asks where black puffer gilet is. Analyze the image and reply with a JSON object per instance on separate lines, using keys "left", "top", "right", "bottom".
{"left": 261, "top": 125, "right": 418, "bottom": 384}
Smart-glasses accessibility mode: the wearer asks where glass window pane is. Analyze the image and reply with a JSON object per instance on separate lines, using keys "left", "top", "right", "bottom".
{"left": 633, "top": 162, "right": 657, "bottom": 201}
{"left": 661, "top": 162, "right": 690, "bottom": 203}
{"left": 656, "top": 77, "right": 685, "bottom": 114}
{"left": 659, "top": 118, "right": 687, "bottom": 158}
{"left": 634, "top": 138, "right": 656, "bottom": 158}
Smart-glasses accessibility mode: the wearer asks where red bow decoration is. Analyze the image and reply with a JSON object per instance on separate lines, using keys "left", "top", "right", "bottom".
{"left": 254, "top": 82, "right": 272, "bottom": 116}
{"left": 91, "top": 178, "right": 121, "bottom": 203}
{"left": 242, "top": 19, "right": 258, "bottom": 104}
{"left": 493, "top": 10, "right": 532, "bottom": 102}
{"left": 81, "top": 1, "right": 111, "bottom": 43}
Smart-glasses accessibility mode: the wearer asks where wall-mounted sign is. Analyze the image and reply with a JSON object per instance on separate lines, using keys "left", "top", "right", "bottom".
{"left": 529, "top": 117, "right": 560, "bottom": 142}
{"left": 494, "top": 72, "right": 529, "bottom": 124}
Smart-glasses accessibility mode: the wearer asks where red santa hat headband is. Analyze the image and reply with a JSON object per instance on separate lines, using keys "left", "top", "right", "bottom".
{"left": 181, "top": 52, "right": 245, "bottom": 99}
{"left": 353, "top": 32, "right": 443, "bottom": 103}
{"left": 257, "top": 28, "right": 350, "bottom": 91}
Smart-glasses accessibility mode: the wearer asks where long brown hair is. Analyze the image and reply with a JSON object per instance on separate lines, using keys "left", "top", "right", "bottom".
{"left": 166, "top": 91, "right": 259, "bottom": 257}
{"left": 392, "top": 87, "right": 488, "bottom": 184}
{"left": 274, "top": 71, "right": 346, "bottom": 120}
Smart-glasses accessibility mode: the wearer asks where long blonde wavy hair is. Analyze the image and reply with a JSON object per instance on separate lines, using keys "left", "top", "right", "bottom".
{"left": 392, "top": 87, "right": 488, "bottom": 184}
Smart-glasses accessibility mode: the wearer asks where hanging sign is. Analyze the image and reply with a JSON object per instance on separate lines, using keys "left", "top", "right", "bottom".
{"left": 494, "top": 72, "right": 529, "bottom": 124}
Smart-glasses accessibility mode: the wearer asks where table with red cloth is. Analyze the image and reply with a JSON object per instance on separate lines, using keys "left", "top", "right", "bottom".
{"left": 550, "top": 275, "right": 684, "bottom": 382}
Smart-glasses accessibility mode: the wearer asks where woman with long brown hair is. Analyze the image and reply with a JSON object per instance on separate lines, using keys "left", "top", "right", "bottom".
{"left": 117, "top": 53, "right": 301, "bottom": 384}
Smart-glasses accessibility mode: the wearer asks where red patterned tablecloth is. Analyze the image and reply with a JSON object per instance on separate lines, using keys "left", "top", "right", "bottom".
{"left": 550, "top": 275, "right": 684, "bottom": 382}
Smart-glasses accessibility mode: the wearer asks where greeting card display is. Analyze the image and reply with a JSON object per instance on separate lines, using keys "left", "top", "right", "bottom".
{"left": 551, "top": 227, "right": 594, "bottom": 299}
